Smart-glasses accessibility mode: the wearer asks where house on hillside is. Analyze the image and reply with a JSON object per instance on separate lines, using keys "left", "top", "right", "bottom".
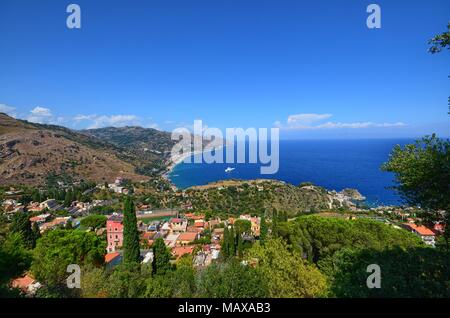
{"left": 39, "top": 199, "right": 62, "bottom": 211}
{"left": 105, "top": 252, "right": 122, "bottom": 269}
{"left": 39, "top": 217, "right": 72, "bottom": 232}
{"left": 10, "top": 273, "right": 41, "bottom": 297}
{"left": 402, "top": 223, "right": 436, "bottom": 247}
{"left": 169, "top": 218, "right": 188, "bottom": 233}
{"left": 177, "top": 232, "right": 199, "bottom": 246}
{"left": 171, "top": 245, "right": 195, "bottom": 260}
{"left": 107, "top": 214, "right": 124, "bottom": 252}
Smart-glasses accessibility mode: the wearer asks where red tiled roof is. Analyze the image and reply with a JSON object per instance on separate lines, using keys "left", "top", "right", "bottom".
{"left": 177, "top": 232, "right": 198, "bottom": 242}
{"left": 170, "top": 218, "right": 184, "bottom": 223}
{"left": 404, "top": 223, "right": 435, "bottom": 236}
{"left": 187, "top": 226, "right": 203, "bottom": 233}
{"left": 171, "top": 246, "right": 195, "bottom": 259}
{"left": 194, "top": 221, "right": 205, "bottom": 227}
{"left": 105, "top": 252, "right": 120, "bottom": 263}
{"left": 11, "top": 274, "right": 35, "bottom": 291}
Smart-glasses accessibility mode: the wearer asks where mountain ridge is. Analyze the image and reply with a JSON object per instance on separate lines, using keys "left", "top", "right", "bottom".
{"left": 0, "top": 113, "right": 165, "bottom": 185}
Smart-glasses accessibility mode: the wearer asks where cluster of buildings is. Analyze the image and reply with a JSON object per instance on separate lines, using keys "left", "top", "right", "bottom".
{"left": 370, "top": 206, "right": 446, "bottom": 247}
{"left": 104, "top": 212, "right": 262, "bottom": 268}
{"left": 100, "top": 177, "right": 131, "bottom": 195}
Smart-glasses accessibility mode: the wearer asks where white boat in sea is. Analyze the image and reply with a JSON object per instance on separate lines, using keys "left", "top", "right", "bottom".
{"left": 225, "top": 167, "right": 235, "bottom": 173}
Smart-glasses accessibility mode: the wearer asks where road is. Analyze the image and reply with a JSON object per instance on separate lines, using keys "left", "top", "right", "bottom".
{"left": 136, "top": 208, "right": 178, "bottom": 220}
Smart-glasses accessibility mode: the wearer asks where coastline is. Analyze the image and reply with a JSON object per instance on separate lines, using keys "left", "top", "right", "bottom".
{"left": 162, "top": 145, "right": 226, "bottom": 189}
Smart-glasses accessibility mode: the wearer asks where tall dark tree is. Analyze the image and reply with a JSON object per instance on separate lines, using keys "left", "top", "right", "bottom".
{"left": 152, "top": 238, "right": 171, "bottom": 275}
{"left": 221, "top": 226, "right": 230, "bottom": 259}
{"left": 122, "top": 196, "right": 140, "bottom": 264}
{"left": 31, "top": 222, "right": 41, "bottom": 248}
{"left": 260, "top": 215, "right": 268, "bottom": 243}
{"left": 10, "top": 212, "right": 35, "bottom": 249}
{"left": 64, "top": 189, "right": 73, "bottom": 207}
{"left": 228, "top": 226, "right": 236, "bottom": 257}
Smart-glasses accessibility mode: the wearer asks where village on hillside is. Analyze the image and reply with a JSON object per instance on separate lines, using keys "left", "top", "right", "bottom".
{"left": 1, "top": 175, "right": 446, "bottom": 297}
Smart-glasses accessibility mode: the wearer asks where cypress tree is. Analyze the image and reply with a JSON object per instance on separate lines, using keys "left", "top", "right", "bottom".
{"left": 229, "top": 226, "right": 236, "bottom": 257}
{"left": 152, "top": 237, "right": 171, "bottom": 275}
{"left": 122, "top": 196, "right": 140, "bottom": 264}
{"left": 32, "top": 222, "right": 41, "bottom": 248}
{"left": 237, "top": 232, "right": 244, "bottom": 258}
{"left": 64, "top": 189, "right": 73, "bottom": 207}
{"left": 10, "top": 212, "right": 34, "bottom": 249}
{"left": 260, "top": 215, "right": 268, "bottom": 243}
{"left": 272, "top": 210, "right": 278, "bottom": 237}
{"left": 221, "top": 226, "right": 230, "bottom": 259}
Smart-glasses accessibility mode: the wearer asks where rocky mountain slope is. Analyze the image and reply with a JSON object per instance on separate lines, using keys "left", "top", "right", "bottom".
{"left": 0, "top": 113, "right": 148, "bottom": 185}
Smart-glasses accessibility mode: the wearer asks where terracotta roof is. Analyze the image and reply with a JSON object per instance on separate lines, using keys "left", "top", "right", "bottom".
{"left": 404, "top": 223, "right": 435, "bottom": 236}
{"left": 171, "top": 245, "right": 195, "bottom": 259}
{"left": 105, "top": 252, "right": 120, "bottom": 263}
{"left": 170, "top": 218, "right": 184, "bottom": 223}
{"left": 194, "top": 221, "right": 205, "bottom": 227}
{"left": 187, "top": 226, "right": 203, "bottom": 233}
{"left": 177, "top": 232, "right": 198, "bottom": 242}
{"left": 11, "top": 274, "right": 35, "bottom": 291}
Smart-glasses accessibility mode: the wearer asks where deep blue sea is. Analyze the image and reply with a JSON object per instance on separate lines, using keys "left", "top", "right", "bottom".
{"left": 168, "top": 139, "right": 414, "bottom": 206}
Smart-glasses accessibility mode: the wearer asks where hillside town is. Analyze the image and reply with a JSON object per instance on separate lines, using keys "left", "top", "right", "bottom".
{"left": 1, "top": 173, "right": 447, "bottom": 297}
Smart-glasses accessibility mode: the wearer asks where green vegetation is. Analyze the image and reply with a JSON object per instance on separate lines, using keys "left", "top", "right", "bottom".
{"left": 0, "top": 233, "right": 32, "bottom": 297}
{"left": 277, "top": 215, "right": 423, "bottom": 265}
{"left": 10, "top": 212, "right": 36, "bottom": 249}
{"left": 246, "top": 239, "right": 328, "bottom": 297}
{"left": 183, "top": 180, "right": 340, "bottom": 217}
{"left": 382, "top": 135, "right": 449, "bottom": 212}
{"left": 330, "top": 247, "right": 450, "bottom": 297}
{"left": 31, "top": 229, "right": 105, "bottom": 297}
{"left": 382, "top": 135, "right": 450, "bottom": 245}
{"left": 122, "top": 197, "right": 140, "bottom": 264}
{"left": 79, "top": 214, "right": 107, "bottom": 230}
{"left": 151, "top": 238, "right": 172, "bottom": 275}
{"left": 196, "top": 260, "right": 267, "bottom": 298}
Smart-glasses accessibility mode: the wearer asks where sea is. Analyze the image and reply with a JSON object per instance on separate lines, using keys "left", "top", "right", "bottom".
{"left": 168, "top": 139, "right": 415, "bottom": 206}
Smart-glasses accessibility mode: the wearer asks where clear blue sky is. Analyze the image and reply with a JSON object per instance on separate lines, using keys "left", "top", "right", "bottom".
{"left": 0, "top": 0, "right": 449, "bottom": 139}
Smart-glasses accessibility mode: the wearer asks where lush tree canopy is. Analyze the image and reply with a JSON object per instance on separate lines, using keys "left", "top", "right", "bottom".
{"left": 0, "top": 233, "right": 32, "bottom": 296}
{"left": 246, "top": 238, "right": 328, "bottom": 297}
{"left": 31, "top": 229, "right": 105, "bottom": 293}
{"left": 330, "top": 247, "right": 450, "bottom": 298}
{"left": 277, "top": 215, "right": 423, "bottom": 265}
{"left": 80, "top": 214, "right": 107, "bottom": 230}
{"left": 381, "top": 135, "right": 450, "bottom": 212}
{"left": 10, "top": 212, "right": 35, "bottom": 249}
{"left": 196, "top": 260, "right": 268, "bottom": 298}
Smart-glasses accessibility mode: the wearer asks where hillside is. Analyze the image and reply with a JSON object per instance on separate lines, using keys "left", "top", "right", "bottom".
{"left": 183, "top": 179, "right": 361, "bottom": 216}
{"left": 0, "top": 113, "right": 148, "bottom": 185}
{"left": 81, "top": 126, "right": 175, "bottom": 175}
